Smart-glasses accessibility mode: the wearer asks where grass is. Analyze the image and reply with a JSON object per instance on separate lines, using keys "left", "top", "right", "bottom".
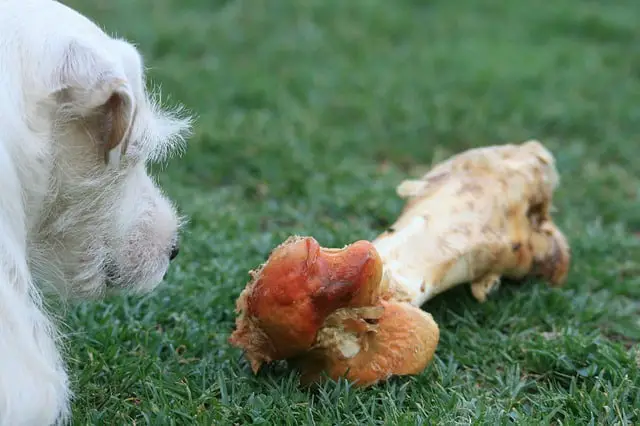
{"left": 61, "top": 0, "right": 639, "bottom": 424}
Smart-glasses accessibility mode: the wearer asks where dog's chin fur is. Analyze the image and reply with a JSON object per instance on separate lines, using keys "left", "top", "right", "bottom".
{"left": 30, "top": 161, "right": 184, "bottom": 299}
{"left": 0, "top": 1, "right": 192, "bottom": 424}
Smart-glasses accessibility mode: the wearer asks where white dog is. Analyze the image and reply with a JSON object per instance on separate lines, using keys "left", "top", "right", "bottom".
{"left": 0, "top": 1, "right": 192, "bottom": 424}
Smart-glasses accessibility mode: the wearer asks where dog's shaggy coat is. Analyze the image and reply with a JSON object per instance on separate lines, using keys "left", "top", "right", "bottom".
{"left": 0, "top": 1, "right": 192, "bottom": 424}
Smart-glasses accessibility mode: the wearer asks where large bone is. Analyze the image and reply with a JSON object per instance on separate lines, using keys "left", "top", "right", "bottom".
{"left": 375, "top": 139, "right": 570, "bottom": 306}
{"left": 229, "top": 140, "right": 570, "bottom": 387}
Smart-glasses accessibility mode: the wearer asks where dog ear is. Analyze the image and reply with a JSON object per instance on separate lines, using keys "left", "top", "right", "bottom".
{"left": 55, "top": 41, "right": 136, "bottom": 167}
{"left": 99, "top": 83, "right": 135, "bottom": 167}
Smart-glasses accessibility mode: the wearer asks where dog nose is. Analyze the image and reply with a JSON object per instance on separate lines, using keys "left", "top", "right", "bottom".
{"left": 170, "top": 243, "right": 180, "bottom": 261}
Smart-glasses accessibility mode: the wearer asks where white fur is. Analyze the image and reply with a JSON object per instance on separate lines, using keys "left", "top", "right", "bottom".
{"left": 0, "top": 1, "right": 192, "bottom": 424}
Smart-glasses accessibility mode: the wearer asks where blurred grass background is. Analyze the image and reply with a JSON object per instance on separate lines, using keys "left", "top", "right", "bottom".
{"left": 62, "top": 0, "right": 639, "bottom": 424}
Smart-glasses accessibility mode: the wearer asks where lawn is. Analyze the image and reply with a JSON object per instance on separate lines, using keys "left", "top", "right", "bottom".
{"left": 61, "top": 0, "right": 639, "bottom": 424}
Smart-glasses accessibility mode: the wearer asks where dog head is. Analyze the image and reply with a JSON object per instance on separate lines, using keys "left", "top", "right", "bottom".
{"left": 29, "top": 36, "right": 192, "bottom": 298}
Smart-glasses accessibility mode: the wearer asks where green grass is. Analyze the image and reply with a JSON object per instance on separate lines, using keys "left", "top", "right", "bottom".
{"left": 61, "top": 0, "right": 639, "bottom": 424}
